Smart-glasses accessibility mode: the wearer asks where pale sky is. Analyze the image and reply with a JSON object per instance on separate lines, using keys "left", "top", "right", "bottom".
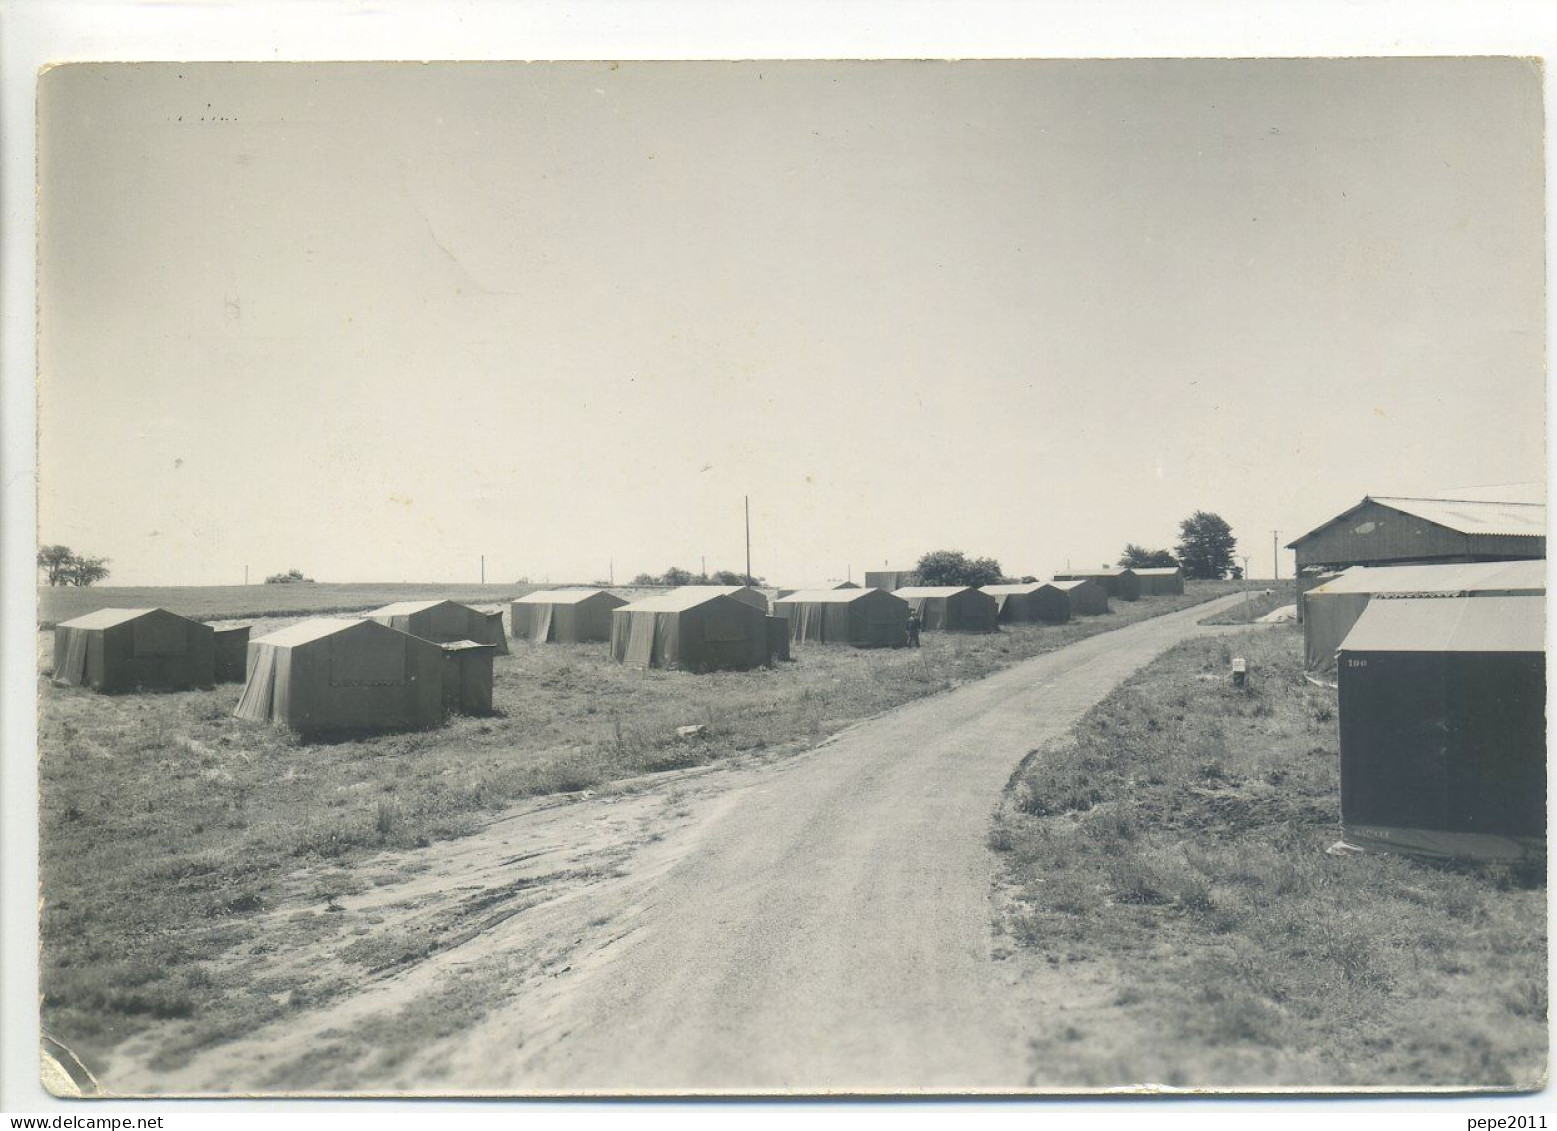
{"left": 38, "top": 58, "right": 1546, "bottom": 587}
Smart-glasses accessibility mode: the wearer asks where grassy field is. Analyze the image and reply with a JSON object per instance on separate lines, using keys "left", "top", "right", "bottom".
{"left": 990, "top": 623, "right": 1547, "bottom": 1089}
{"left": 1198, "top": 581, "right": 1297, "bottom": 625}
{"left": 36, "top": 583, "right": 552, "bottom": 628}
{"left": 38, "top": 582, "right": 1245, "bottom": 1073}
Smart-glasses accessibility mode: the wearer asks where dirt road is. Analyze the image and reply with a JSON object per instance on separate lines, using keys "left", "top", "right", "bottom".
{"left": 110, "top": 594, "right": 1243, "bottom": 1096}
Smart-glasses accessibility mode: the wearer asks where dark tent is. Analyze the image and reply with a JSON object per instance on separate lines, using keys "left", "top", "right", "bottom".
{"left": 1336, "top": 595, "right": 1545, "bottom": 862}
{"left": 1303, "top": 560, "right": 1545, "bottom": 674}
{"left": 831, "top": 581, "right": 862, "bottom": 590}
{"left": 440, "top": 641, "right": 496, "bottom": 714}
{"left": 1054, "top": 568, "right": 1140, "bottom": 601}
{"left": 774, "top": 588, "right": 910, "bottom": 647}
{"left": 52, "top": 607, "right": 215, "bottom": 692}
{"left": 865, "top": 569, "right": 917, "bottom": 591}
{"left": 1048, "top": 578, "right": 1109, "bottom": 615}
{"left": 511, "top": 589, "right": 627, "bottom": 643}
{"left": 892, "top": 586, "right": 999, "bottom": 633}
{"left": 235, "top": 618, "right": 444, "bottom": 732}
{"left": 213, "top": 625, "right": 251, "bottom": 683}
{"left": 610, "top": 590, "right": 775, "bottom": 671}
{"left": 365, "top": 599, "right": 508, "bottom": 654}
{"left": 981, "top": 583, "right": 1071, "bottom": 625}
{"left": 1133, "top": 566, "right": 1185, "bottom": 596}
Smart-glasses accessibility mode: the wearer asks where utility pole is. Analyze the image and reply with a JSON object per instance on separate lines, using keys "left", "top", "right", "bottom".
{"left": 701, "top": 555, "right": 706, "bottom": 579}
{"left": 744, "top": 496, "right": 752, "bottom": 586}
{"left": 609, "top": 557, "right": 614, "bottom": 585}
{"left": 480, "top": 555, "right": 485, "bottom": 584}
{"left": 244, "top": 564, "right": 248, "bottom": 585}
{"left": 1271, "top": 531, "right": 1279, "bottom": 581}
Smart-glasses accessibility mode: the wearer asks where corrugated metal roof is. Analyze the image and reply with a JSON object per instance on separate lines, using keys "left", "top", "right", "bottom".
{"left": 1339, "top": 595, "right": 1545, "bottom": 654}
{"left": 893, "top": 586, "right": 978, "bottom": 598}
{"left": 252, "top": 617, "right": 375, "bottom": 647}
{"left": 1290, "top": 496, "right": 1546, "bottom": 547}
{"left": 513, "top": 589, "right": 613, "bottom": 605}
{"left": 56, "top": 607, "right": 160, "bottom": 630}
{"left": 1310, "top": 560, "right": 1546, "bottom": 598}
{"left": 774, "top": 588, "right": 881, "bottom": 605}
{"left": 1369, "top": 496, "right": 1546, "bottom": 538}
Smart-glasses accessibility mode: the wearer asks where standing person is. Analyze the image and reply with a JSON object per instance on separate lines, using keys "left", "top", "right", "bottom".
{"left": 906, "top": 607, "right": 921, "bottom": 648}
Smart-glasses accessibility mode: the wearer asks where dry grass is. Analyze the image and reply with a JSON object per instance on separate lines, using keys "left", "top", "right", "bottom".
{"left": 990, "top": 624, "right": 1547, "bottom": 1089}
{"left": 39, "top": 582, "right": 1240, "bottom": 1072}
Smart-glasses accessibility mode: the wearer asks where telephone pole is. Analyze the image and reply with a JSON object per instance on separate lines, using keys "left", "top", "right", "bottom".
{"left": 1271, "top": 531, "right": 1279, "bottom": 581}
{"left": 480, "top": 555, "right": 485, "bottom": 584}
{"left": 744, "top": 496, "right": 752, "bottom": 586}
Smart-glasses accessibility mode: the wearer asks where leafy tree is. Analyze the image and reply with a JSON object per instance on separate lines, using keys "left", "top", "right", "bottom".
{"left": 66, "top": 555, "right": 111, "bottom": 587}
{"left": 916, "top": 549, "right": 1006, "bottom": 588}
{"left": 1230, "top": 563, "right": 1244, "bottom": 580}
{"left": 37, "top": 544, "right": 111, "bottom": 587}
{"left": 1175, "top": 511, "right": 1237, "bottom": 580}
{"left": 632, "top": 566, "right": 766, "bottom": 586}
{"left": 37, "top": 545, "right": 75, "bottom": 586}
{"left": 1118, "top": 544, "right": 1179, "bottom": 569}
{"left": 264, "top": 568, "right": 314, "bottom": 584}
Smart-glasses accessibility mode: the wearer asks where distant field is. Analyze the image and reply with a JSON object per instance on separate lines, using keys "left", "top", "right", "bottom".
{"left": 991, "top": 623, "right": 1546, "bottom": 1088}
{"left": 36, "top": 583, "right": 559, "bottom": 627}
{"left": 37, "top": 582, "right": 1241, "bottom": 1074}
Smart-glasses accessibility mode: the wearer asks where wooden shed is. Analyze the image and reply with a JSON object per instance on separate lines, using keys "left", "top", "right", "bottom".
{"left": 1288, "top": 496, "right": 1545, "bottom": 579}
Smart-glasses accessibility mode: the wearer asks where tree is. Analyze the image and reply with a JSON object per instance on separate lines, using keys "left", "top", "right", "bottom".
{"left": 37, "top": 545, "right": 75, "bottom": 586}
{"left": 1118, "top": 544, "right": 1178, "bottom": 569}
{"left": 265, "top": 568, "right": 314, "bottom": 584}
{"left": 66, "top": 555, "right": 111, "bottom": 587}
{"left": 1175, "top": 511, "right": 1237, "bottom": 580}
{"left": 916, "top": 549, "right": 1006, "bottom": 588}
{"left": 37, "top": 544, "right": 110, "bottom": 587}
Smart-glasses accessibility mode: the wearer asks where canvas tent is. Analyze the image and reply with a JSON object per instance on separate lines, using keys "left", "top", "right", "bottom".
{"left": 981, "top": 583, "right": 1071, "bottom": 625}
{"left": 1336, "top": 594, "right": 1545, "bottom": 862}
{"left": 865, "top": 569, "right": 917, "bottom": 591}
{"left": 1133, "top": 566, "right": 1185, "bottom": 596}
{"left": 610, "top": 590, "right": 776, "bottom": 671}
{"left": 1048, "top": 578, "right": 1109, "bottom": 615}
{"left": 52, "top": 607, "right": 215, "bottom": 692}
{"left": 213, "top": 625, "right": 251, "bottom": 683}
{"left": 511, "top": 589, "right": 626, "bottom": 643}
{"left": 774, "top": 588, "right": 909, "bottom": 647}
{"left": 364, "top": 599, "right": 508, "bottom": 654}
{"left": 440, "top": 641, "right": 496, "bottom": 714}
{"left": 1054, "top": 568, "right": 1140, "bottom": 601}
{"left": 235, "top": 618, "right": 444, "bottom": 732}
{"left": 1302, "top": 560, "right": 1545, "bottom": 674}
{"left": 893, "top": 586, "right": 999, "bottom": 632}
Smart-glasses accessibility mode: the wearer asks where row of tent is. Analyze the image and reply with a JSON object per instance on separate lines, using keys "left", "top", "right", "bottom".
{"left": 864, "top": 565, "right": 1186, "bottom": 603}
{"left": 1305, "top": 559, "right": 1546, "bottom": 864}
{"left": 49, "top": 572, "right": 1151, "bottom": 729}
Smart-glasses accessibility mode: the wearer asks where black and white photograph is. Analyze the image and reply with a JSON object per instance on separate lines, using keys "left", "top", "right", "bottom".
{"left": 11, "top": 28, "right": 1551, "bottom": 1105}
